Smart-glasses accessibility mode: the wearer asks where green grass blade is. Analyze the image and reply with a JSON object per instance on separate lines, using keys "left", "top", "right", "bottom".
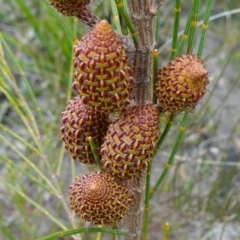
{"left": 171, "top": 0, "right": 181, "bottom": 59}
{"left": 110, "top": 0, "right": 122, "bottom": 34}
{"left": 0, "top": 134, "right": 58, "bottom": 194}
{"left": 0, "top": 123, "right": 39, "bottom": 154}
{"left": 0, "top": 220, "right": 15, "bottom": 240}
{"left": 14, "top": 0, "right": 54, "bottom": 59}
{"left": 197, "top": 0, "right": 213, "bottom": 58}
{"left": 150, "top": 110, "right": 189, "bottom": 199}
{"left": 115, "top": 0, "right": 139, "bottom": 46}
{"left": 36, "top": 227, "right": 128, "bottom": 240}
{"left": 0, "top": 36, "right": 43, "bottom": 149}
{"left": 152, "top": 49, "right": 159, "bottom": 104}
{"left": 174, "top": 6, "right": 194, "bottom": 57}
{"left": 88, "top": 136, "right": 104, "bottom": 171}
{"left": 42, "top": 0, "right": 77, "bottom": 41}
{"left": 1, "top": 179, "right": 67, "bottom": 231}
{"left": 187, "top": 0, "right": 200, "bottom": 54}
{"left": 56, "top": 19, "right": 76, "bottom": 178}
{"left": 0, "top": 155, "right": 54, "bottom": 193}
{"left": 155, "top": 114, "right": 175, "bottom": 151}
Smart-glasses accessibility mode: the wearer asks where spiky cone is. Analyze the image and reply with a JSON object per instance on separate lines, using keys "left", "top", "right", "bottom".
{"left": 69, "top": 171, "right": 132, "bottom": 225}
{"left": 156, "top": 54, "right": 209, "bottom": 114}
{"left": 49, "top": 0, "right": 98, "bottom": 27}
{"left": 72, "top": 20, "right": 134, "bottom": 114}
{"left": 60, "top": 96, "right": 109, "bottom": 164}
{"left": 100, "top": 104, "right": 160, "bottom": 180}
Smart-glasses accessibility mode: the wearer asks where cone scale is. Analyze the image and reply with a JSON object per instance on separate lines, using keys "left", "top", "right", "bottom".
{"left": 72, "top": 20, "right": 133, "bottom": 113}
{"left": 50, "top": 0, "right": 90, "bottom": 16}
{"left": 60, "top": 96, "right": 109, "bottom": 164}
{"left": 156, "top": 54, "right": 209, "bottom": 114}
{"left": 69, "top": 171, "right": 132, "bottom": 225}
{"left": 101, "top": 104, "right": 160, "bottom": 180}
{"left": 50, "top": 0, "right": 98, "bottom": 27}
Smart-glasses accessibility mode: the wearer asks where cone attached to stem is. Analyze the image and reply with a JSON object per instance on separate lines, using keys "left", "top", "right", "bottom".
{"left": 49, "top": 0, "right": 98, "bottom": 27}
{"left": 69, "top": 171, "right": 132, "bottom": 225}
{"left": 50, "top": 0, "right": 90, "bottom": 16}
{"left": 101, "top": 104, "right": 160, "bottom": 180}
{"left": 60, "top": 96, "right": 109, "bottom": 164}
{"left": 156, "top": 54, "right": 209, "bottom": 114}
{"left": 73, "top": 20, "right": 133, "bottom": 113}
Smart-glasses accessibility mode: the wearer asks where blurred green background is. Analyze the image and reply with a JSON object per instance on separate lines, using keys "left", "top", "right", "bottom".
{"left": 0, "top": 0, "right": 240, "bottom": 239}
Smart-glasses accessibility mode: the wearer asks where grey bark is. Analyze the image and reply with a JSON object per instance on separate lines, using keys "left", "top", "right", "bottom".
{"left": 118, "top": 1, "right": 163, "bottom": 239}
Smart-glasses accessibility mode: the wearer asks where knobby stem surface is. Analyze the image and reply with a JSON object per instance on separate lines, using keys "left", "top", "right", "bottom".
{"left": 117, "top": 1, "right": 163, "bottom": 239}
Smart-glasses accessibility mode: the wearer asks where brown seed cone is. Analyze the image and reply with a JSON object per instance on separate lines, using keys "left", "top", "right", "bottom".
{"left": 50, "top": 0, "right": 90, "bottom": 16}
{"left": 69, "top": 171, "right": 132, "bottom": 225}
{"left": 77, "top": 6, "right": 99, "bottom": 27}
{"left": 100, "top": 104, "right": 160, "bottom": 180}
{"left": 72, "top": 20, "right": 133, "bottom": 113}
{"left": 50, "top": 0, "right": 98, "bottom": 27}
{"left": 156, "top": 54, "right": 209, "bottom": 114}
{"left": 60, "top": 96, "right": 109, "bottom": 164}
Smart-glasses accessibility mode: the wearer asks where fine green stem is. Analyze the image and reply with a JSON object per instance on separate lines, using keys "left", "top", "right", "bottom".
{"left": 142, "top": 113, "right": 175, "bottom": 239}
{"left": 36, "top": 227, "right": 128, "bottom": 240}
{"left": 111, "top": 224, "right": 117, "bottom": 240}
{"left": 88, "top": 136, "right": 104, "bottom": 170}
{"left": 43, "top": 0, "right": 77, "bottom": 41}
{"left": 197, "top": 0, "right": 213, "bottom": 57}
{"left": 110, "top": 0, "right": 122, "bottom": 34}
{"left": 0, "top": 36, "right": 43, "bottom": 151}
{"left": 187, "top": 0, "right": 200, "bottom": 54}
{"left": 152, "top": 49, "right": 159, "bottom": 104}
{"left": 0, "top": 155, "right": 53, "bottom": 193}
{"left": 115, "top": 0, "right": 139, "bottom": 47}
{"left": 56, "top": 18, "right": 77, "bottom": 181}
{"left": 69, "top": 19, "right": 77, "bottom": 183}
{"left": 174, "top": 6, "right": 194, "bottom": 57}
{"left": 96, "top": 226, "right": 102, "bottom": 240}
{"left": 1, "top": 34, "right": 76, "bottom": 229}
{"left": 0, "top": 134, "right": 58, "bottom": 194}
{"left": 2, "top": 179, "right": 68, "bottom": 231}
{"left": 195, "top": 52, "right": 232, "bottom": 120}
{"left": 156, "top": 114, "right": 175, "bottom": 151}
{"left": 150, "top": 110, "right": 189, "bottom": 199}
{"left": 170, "top": 0, "right": 181, "bottom": 59}
{"left": 0, "top": 123, "right": 39, "bottom": 154}
{"left": 164, "top": 222, "right": 170, "bottom": 240}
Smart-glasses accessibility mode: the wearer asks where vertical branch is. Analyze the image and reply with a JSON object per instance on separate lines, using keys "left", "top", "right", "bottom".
{"left": 124, "top": 0, "right": 163, "bottom": 106}
{"left": 118, "top": 175, "right": 147, "bottom": 240}
{"left": 118, "top": 1, "right": 164, "bottom": 239}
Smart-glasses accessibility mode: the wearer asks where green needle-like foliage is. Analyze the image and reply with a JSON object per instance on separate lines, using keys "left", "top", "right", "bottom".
{"left": 150, "top": 110, "right": 189, "bottom": 199}
{"left": 36, "top": 227, "right": 127, "bottom": 240}
{"left": 2, "top": 0, "right": 239, "bottom": 239}
{"left": 115, "top": 0, "right": 139, "bottom": 46}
